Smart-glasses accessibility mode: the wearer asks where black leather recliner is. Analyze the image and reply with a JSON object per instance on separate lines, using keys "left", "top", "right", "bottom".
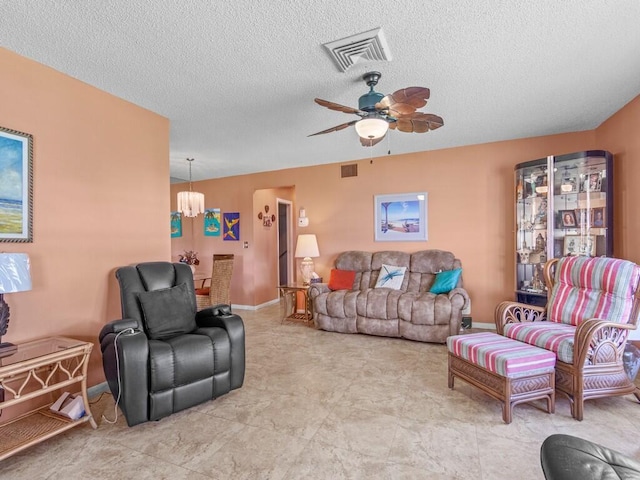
{"left": 541, "top": 434, "right": 640, "bottom": 480}
{"left": 99, "top": 262, "right": 245, "bottom": 427}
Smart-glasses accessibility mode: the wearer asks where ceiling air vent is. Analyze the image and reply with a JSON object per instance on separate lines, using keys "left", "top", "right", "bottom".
{"left": 323, "top": 27, "right": 392, "bottom": 73}
{"left": 341, "top": 164, "right": 358, "bottom": 178}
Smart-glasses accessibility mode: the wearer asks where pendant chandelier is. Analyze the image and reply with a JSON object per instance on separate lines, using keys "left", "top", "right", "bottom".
{"left": 177, "top": 158, "right": 205, "bottom": 217}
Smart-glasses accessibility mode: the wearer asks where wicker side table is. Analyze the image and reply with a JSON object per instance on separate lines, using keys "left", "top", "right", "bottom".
{"left": 278, "top": 284, "right": 313, "bottom": 324}
{"left": 0, "top": 337, "right": 97, "bottom": 460}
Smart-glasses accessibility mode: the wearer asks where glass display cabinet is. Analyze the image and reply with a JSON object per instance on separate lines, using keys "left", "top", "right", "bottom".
{"left": 515, "top": 150, "right": 613, "bottom": 306}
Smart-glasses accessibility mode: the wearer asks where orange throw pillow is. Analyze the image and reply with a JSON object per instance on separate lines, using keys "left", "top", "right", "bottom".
{"left": 328, "top": 269, "right": 356, "bottom": 291}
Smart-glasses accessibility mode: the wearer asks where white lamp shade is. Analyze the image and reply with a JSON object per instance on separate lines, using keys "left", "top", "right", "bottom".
{"left": 355, "top": 117, "right": 389, "bottom": 140}
{"left": 0, "top": 253, "right": 32, "bottom": 293}
{"left": 295, "top": 234, "right": 319, "bottom": 258}
{"left": 177, "top": 191, "right": 205, "bottom": 217}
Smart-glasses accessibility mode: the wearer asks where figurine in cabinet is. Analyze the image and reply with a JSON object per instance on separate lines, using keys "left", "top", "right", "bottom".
{"left": 533, "top": 198, "right": 547, "bottom": 226}
{"left": 531, "top": 264, "right": 544, "bottom": 293}
{"left": 518, "top": 247, "right": 531, "bottom": 264}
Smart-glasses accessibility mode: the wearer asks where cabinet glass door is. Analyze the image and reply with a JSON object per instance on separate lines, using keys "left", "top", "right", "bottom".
{"left": 515, "top": 150, "right": 613, "bottom": 306}
{"left": 515, "top": 159, "right": 550, "bottom": 306}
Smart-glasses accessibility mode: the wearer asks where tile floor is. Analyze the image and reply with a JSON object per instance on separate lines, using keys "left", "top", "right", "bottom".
{"left": 3, "top": 303, "right": 640, "bottom": 479}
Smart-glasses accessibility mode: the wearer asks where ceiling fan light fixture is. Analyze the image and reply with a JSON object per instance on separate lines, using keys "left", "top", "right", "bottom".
{"left": 355, "top": 117, "right": 388, "bottom": 140}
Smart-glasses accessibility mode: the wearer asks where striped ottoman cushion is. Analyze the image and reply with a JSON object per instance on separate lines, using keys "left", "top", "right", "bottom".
{"left": 504, "top": 322, "right": 576, "bottom": 364}
{"left": 447, "top": 332, "right": 556, "bottom": 378}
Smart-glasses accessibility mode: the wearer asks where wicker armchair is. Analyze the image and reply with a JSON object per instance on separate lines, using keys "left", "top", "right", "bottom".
{"left": 496, "top": 256, "right": 640, "bottom": 420}
{"left": 195, "top": 254, "right": 234, "bottom": 310}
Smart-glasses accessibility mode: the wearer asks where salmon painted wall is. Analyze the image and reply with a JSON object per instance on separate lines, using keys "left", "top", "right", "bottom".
{"left": 0, "top": 49, "right": 170, "bottom": 395}
{"left": 595, "top": 95, "right": 640, "bottom": 263}
{"left": 173, "top": 130, "right": 600, "bottom": 325}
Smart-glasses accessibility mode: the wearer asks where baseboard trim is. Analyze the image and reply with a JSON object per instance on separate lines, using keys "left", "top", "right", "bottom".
{"left": 471, "top": 322, "right": 496, "bottom": 330}
{"left": 232, "top": 298, "right": 280, "bottom": 311}
{"left": 88, "top": 382, "right": 110, "bottom": 399}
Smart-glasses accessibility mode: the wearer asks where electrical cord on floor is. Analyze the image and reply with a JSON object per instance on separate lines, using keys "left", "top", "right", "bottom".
{"left": 89, "top": 392, "right": 107, "bottom": 405}
{"left": 101, "top": 328, "right": 134, "bottom": 424}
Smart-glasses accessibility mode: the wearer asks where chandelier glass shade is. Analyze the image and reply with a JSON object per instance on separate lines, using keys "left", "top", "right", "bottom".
{"left": 177, "top": 191, "right": 205, "bottom": 217}
{"left": 355, "top": 116, "right": 389, "bottom": 140}
{"left": 177, "top": 158, "right": 205, "bottom": 217}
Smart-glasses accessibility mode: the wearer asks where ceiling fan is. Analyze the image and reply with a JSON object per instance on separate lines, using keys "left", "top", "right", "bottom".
{"left": 309, "top": 71, "right": 444, "bottom": 147}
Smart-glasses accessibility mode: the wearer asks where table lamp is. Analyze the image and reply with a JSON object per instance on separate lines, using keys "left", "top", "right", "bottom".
{"left": 0, "top": 253, "right": 32, "bottom": 355}
{"left": 294, "top": 234, "right": 319, "bottom": 286}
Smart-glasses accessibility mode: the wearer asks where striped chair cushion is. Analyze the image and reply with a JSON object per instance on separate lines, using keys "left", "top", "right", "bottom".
{"left": 447, "top": 332, "right": 556, "bottom": 378}
{"left": 503, "top": 322, "right": 576, "bottom": 364}
{"left": 548, "top": 256, "right": 640, "bottom": 326}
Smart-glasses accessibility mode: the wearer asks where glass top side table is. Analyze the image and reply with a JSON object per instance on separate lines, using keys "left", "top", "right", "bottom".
{"left": 0, "top": 336, "right": 97, "bottom": 461}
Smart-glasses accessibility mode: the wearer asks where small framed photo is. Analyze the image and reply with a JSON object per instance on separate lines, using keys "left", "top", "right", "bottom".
{"left": 564, "top": 235, "right": 596, "bottom": 256}
{"left": 559, "top": 210, "right": 577, "bottom": 228}
{"left": 591, "top": 207, "right": 606, "bottom": 228}
{"left": 581, "top": 172, "right": 602, "bottom": 192}
{"left": 575, "top": 209, "right": 589, "bottom": 227}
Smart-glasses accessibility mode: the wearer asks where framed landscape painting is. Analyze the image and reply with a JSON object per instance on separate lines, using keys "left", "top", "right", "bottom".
{"left": 374, "top": 192, "right": 427, "bottom": 242}
{"left": 0, "top": 126, "right": 33, "bottom": 242}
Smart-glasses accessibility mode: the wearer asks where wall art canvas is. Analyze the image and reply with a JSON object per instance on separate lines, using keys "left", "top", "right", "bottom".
{"left": 204, "top": 208, "right": 221, "bottom": 236}
{"left": 374, "top": 192, "right": 427, "bottom": 242}
{"left": 170, "top": 211, "right": 182, "bottom": 238}
{"left": 223, "top": 212, "right": 240, "bottom": 241}
{"left": 0, "top": 126, "right": 33, "bottom": 242}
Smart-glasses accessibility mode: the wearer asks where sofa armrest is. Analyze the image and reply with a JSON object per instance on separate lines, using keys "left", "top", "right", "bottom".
{"left": 447, "top": 287, "right": 469, "bottom": 310}
{"left": 573, "top": 318, "right": 637, "bottom": 367}
{"left": 495, "top": 301, "right": 546, "bottom": 335}
{"left": 309, "top": 283, "right": 330, "bottom": 299}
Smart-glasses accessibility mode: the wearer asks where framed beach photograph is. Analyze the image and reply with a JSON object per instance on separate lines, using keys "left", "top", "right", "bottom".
{"left": 374, "top": 192, "right": 427, "bottom": 242}
{"left": 563, "top": 235, "right": 596, "bottom": 257}
{"left": 0, "top": 126, "right": 33, "bottom": 242}
{"left": 559, "top": 210, "right": 577, "bottom": 228}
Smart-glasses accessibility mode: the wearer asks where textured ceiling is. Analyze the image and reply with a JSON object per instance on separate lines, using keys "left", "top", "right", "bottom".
{"left": 2, "top": 1, "right": 639, "bottom": 182}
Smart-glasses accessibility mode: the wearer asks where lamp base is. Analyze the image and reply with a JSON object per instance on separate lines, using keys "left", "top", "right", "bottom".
{"left": 300, "top": 257, "right": 315, "bottom": 286}
{"left": 0, "top": 342, "right": 17, "bottom": 358}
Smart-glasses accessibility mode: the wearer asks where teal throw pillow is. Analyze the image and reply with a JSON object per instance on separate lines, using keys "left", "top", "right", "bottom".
{"left": 429, "top": 268, "right": 462, "bottom": 294}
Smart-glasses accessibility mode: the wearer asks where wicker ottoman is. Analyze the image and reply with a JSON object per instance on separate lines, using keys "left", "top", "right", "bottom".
{"left": 447, "top": 332, "right": 556, "bottom": 423}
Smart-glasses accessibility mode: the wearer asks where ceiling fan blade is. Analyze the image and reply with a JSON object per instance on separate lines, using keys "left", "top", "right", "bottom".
{"left": 308, "top": 120, "right": 358, "bottom": 137}
{"left": 389, "top": 113, "right": 444, "bottom": 133}
{"left": 314, "top": 98, "right": 363, "bottom": 115}
{"left": 375, "top": 87, "right": 431, "bottom": 117}
{"left": 359, "top": 135, "right": 385, "bottom": 147}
